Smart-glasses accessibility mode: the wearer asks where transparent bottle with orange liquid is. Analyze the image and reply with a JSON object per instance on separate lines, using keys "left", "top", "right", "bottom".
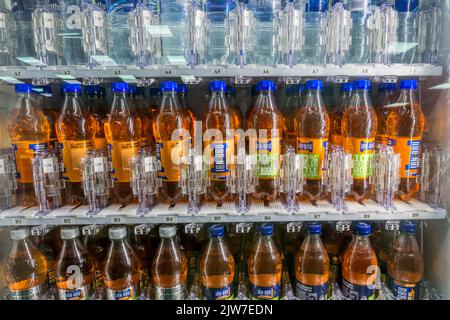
{"left": 129, "top": 85, "right": 154, "bottom": 148}
{"left": 322, "top": 223, "right": 340, "bottom": 284}
{"left": 296, "top": 80, "right": 330, "bottom": 203}
{"left": 203, "top": 80, "right": 236, "bottom": 204}
{"left": 247, "top": 80, "right": 285, "bottom": 201}
{"left": 152, "top": 225, "right": 188, "bottom": 300}
{"left": 387, "top": 220, "right": 423, "bottom": 300}
{"left": 226, "top": 86, "right": 243, "bottom": 129}
{"left": 8, "top": 83, "right": 50, "bottom": 206}
{"left": 154, "top": 82, "right": 190, "bottom": 205}
{"left": 374, "top": 83, "right": 398, "bottom": 145}
{"left": 178, "top": 84, "right": 196, "bottom": 138}
{"left": 4, "top": 228, "right": 48, "bottom": 300}
{"left": 377, "top": 221, "right": 400, "bottom": 284}
{"left": 55, "top": 227, "right": 94, "bottom": 300}
{"left": 104, "top": 82, "right": 142, "bottom": 206}
{"left": 149, "top": 87, "right": 161, "bottom": 120}
{"left": 282, "top": 85, "right": 302, "bottom": 153}
{"left": 330, "top": 83, "right": 353, "bottom": 149}
{"left": 82, "top": 225, "right": 107, "bottom": 291}
{"left": 295, "top": 223, "right": 330, "bottom": 300}
{"left": 104, "top": 226, "right": 140, "bottom": 300}
{"left": 199, "top": 224, "right": 235, "bottom": 300}
{"left": 84, "top": 85, "right": 108, "bottom": 152}
{"left": 56, "top": 83, "right": 96, "bottom": 205}
{"left": 248, "top": 223, "right": 282, "bottom": 300}
{"left": 32, "top": 226, "right": 57, "bottom": 290}
{"left": 342, "top": 222, "right": 378, "bottom": 300}
{"left": 342, "top": 80, "right": 377, "bottom": 203}
{"left": 387, "top": 79, "right": 424, "bottom": 201}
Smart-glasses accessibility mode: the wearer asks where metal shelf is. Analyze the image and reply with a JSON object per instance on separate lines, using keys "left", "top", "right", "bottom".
{"left": 0, "top": 199, "right": 445, "bottom": 226}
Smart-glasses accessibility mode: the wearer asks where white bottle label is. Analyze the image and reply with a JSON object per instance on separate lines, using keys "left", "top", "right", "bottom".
{"left": 155, "top": 284, "right": 185, "bottom": 300}
{"left": 106, "top": 286, "right": 136, "bottom": 300}
{"left": 57, "top": 285, "right": 90, "bottom": 300}
{"left": 42, "top": 158, "right": 54, "bottom": 174}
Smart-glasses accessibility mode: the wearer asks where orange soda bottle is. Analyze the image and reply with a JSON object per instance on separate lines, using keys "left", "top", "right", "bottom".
{"left": 56, "top": 83, "right": 96, "bottom": 205}
{"left": 226, "top": 86, "right": 243, "bottom": 129}
{"left": 82, "top": 225, "right": 107, "bottom": 290}
{"left": 295, "top": 223, "right": 330, "bottom": 300}
{"left": 203, "top": 80, "right": 237, "bottom": 203}
{"left": 132, "top": 225, "right": 158, "bottom": 295}
{"left": 32, "top": 226, "right": 57, "bottom": 290}
{"left": 342, "top": 222, "right": 378, "bottom": 300}
{"left": 8, "top": 83, "right": 50, "bottom": 206}
{"left": 342, "top": 80, "right": 377, "bottom": 203}
{"left": 330, "top": 83, "right": 353, "bottom": 149}
{"left": 104, "top": 226, "right": 140, "bottom": 300}
{"left": 4, "top": 228, "right": 48, "bottom": 300}
{"left": 248, "top": 223, "right": 282, "bottom": 300}
{"left": 296, "top": 80, "right": 330, "bottom": 203}
{"left": 55, "top": 227, "right": 94, "bottom": 300}
{"left": 84, "top": 85, "right": 108, "bottom": 152}
{"left": 149, "top": 87, "right": 161, "bottom": 120}
{"left": 129, "top": 85, "right": 154, "bottom": 148}
{"left": 247, "top": 80, "right": 285, "bottom": 201}
{"left": 152, "top": 225, "right": 188, "bottom": 300}
{"left": 104, "top": 82, "right": 142, "bottom": 206}
{"left": 178, "top": 84, "right": 196, "bottom": 138}
{"left": 281, "top": 84, "right": 302, "bottom": 153}
{"left": 199, "top": 224, "right": 235, "bottom": 300}
{"left": 387, "top": 79, "right": 425, "bottom": 201}
{"left": 374, "top": 83, "right": 398, "bottom": 145}
{"left": 377, "top": 222, "right": 400, "bottom": 284}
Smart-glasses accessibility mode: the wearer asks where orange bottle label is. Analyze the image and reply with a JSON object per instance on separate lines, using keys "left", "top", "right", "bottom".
{"left": 94, "top": 137, "right": 107, "bottom": 151}
{"left": 376, "top": 134, "right": 388, "bottom": 145}
{"left": 12, "top": 140, "right": 48, "bottom": 183}
{"left": 108, "top": 140, "right": 140, "bottom": 183}
{"left": 252, "top": 138, "right": 281, "bottom": 179}
{"left": 204, "top": 139, "right": 235, "bottom": 181}
{"left": 388, "top": 136, "right": 422, "bottom": 179}
{"left": 343, "top": 137, "right": 375, "bottom": 179}
{"left": 156, "top": 140, "right": 186, "bottom": 182}
{"left": 296, "top": 137, "right": 329, "bottom": 180}
{"left": 61, "top": 140, "right": 93, "bottom": 182}
{"left": 331, "top": 134, "right": 342, "bottom": 147}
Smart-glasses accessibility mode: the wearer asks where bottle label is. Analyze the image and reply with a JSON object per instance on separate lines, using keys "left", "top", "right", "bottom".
{"left": 254, "top": 138, "right": 280, "bottom": 179}
{"left": 156, "top": 140, "right": 186, "bottom": 182}
{"left": 108, "top": 140, "right": 140, "bottom": 182}
{"left": 155, "top": 284, "right": 185, "bottom": 300}
{"left": 61, "top": 140, "right": 94, "bottom": 182}
{"left": 106, "top": 286, "right": 137, "bottom": 300}
{"left": 204, "top": 284, "right": 234, "bottom": 300}
{"left": 205, "top": 139, "right": 234, "bottom": 180}
{"left": 250, "top": 283, "right": 280, "bottom": 300}
{"left": 94, "top": 137, "right": 107, "bottom": 151}
{"left": 376, "top": 134, "right": 388, "bottom": 145}
{"left": 388, "top": 277, "right": 419, "bottom": 300}
{"left": 387, "top": 136, "right": 422, "bottom": 179}
{"left": 57, "top": 285, "right": 90, "bottom": 300}
{"left": 9, "top": 285, "right": 44, "bottom": 300}
{"left": 342, "top": 278, "right": 375, "bottom": 300}
{"left": 297, "top": 137, "right": 329, "bottom": 180}
{"left": 12, "top": 140, "right": 48, "bottom": 183}
{"left": 295, "top": 281, "right": 329, "bottom": 300}
{"left": 343, "top": 137, "right": 375, "bottom": 179}
{"left": 331, "top": 134, "right": 343, "bottom": 147}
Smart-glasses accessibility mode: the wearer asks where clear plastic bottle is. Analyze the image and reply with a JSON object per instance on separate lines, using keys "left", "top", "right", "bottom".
{"left": 104, "top": 226, "right": 140, "bottom": 300}
{"left": 11, "top": 0, "right": 37, "bottom": 63}
{"left": 84, "top": 85, "right": 108, "bottom": 152}
{"left": 152, "top": 225, "right": 188, "bottom": 300}
{"left": 206, "top": 0, "right": 234, "bottom": 64}
{"left": 302, "top": 0, "right": 328, "bottom": 64}
{"left": 132, "top": 225, "right": 158, "bottom": 296}
{"left": 227, "top": 85, "right": 243, "bottom": 130}
{"left": 32, "top": 226, "right": 57, "bottom": 290}
{"left": 375, "top": 83, "right": 398, "bottom": 145}
{"left": 282, "top": 84, "right": 302, "bottom": 153}
{"left": 391, "top": 0, "right": 419, "bottom": 63}
{"left": 5, "top": 228, "right": 48, "bottom": 300}
{"left": 295, "top": 223, "right": 330, "bottom": 300}
{"left": 177, "top": 83, "right": 196, "bottom": 139}
{"left": 55, "top": 227, "right": 94, "bottom": 300}
{"left": 330, "top": 83, "right": 353, "bottom": 150}
{"left": 82, "top": 225, "right": 107, "bottom": 291}
{"left": 160, "top": 0, "right": 188, "bottom": 64}
{"left": 199, "top": 224, "right": 235, "bottom": 300}
{"left": 59, "top": 0, "right": 86, "bottom": 65}
{"left": 377, "top": 222, "right": 400, "bottom": 284}
{"left": 129, "top": 85, "right": 154, "bottom": 148}
{"left": 248, "top": 224, "right": 282, "bottom": 300}
{"left": 348, "top": 0, "right": 372, "bottom": 63}
{"left": 0, "top": 2, "right": 13, "bottom": 66}
{"left": 387, "top": 220, "right": 424, "bottom": 300}
{"left": 149, "top": 86, "right": 162, "bottom": 120}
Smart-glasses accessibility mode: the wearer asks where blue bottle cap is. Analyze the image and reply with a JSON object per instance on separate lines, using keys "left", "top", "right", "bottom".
{"left": 209, "top": 80, "right": 227, "bottom": 92}
{"left": 62, "top": 83, "right": 81, "bottom": 93}
{"left": 399, "top": 79, "right": 418, "bottom": 90}
{"left": 354, "top": 222, "right": 371, "bottom": 236}
{"left": 258, "top": 80, "right": 277, "bottom": 91}
{"left": 400, "top": 220, "right": 416, "bottom": 233}
{"left": 378, "top": 83, "right": 398, "bottom": 91}
{"left": 111, "top": 82, "right": 129, "bottom": 93}
{"left": 208, "top": 224, "right": 225, "bottom": 238}
{"left": 32, "top": 85, "right": 52, "bottom": 94}
{"left": 149, "top": 87, "right": 162, "bottom": 95}
{"left": 340, "top": 83, "right": 353, "bottom": 92}
{"left": 353, "top": 79, "right": 371, "bottom": 90}
{"left": 84, "top": 85, "right": 102, "bottom": 96}
{"left": 395, "top": 0, "right": 418, "bottom": 12}
{"left": 306, "top": 80, "right": 323, "bottom": 91}
{"left": 15, "top": 83, "right": 33, "bottom": 93}
{"left": 307, "top": 223, "right": 322, "bottom": 235}
{"left": 178, "top": 83, "right": 188, "bottom": 94}
{"left": 258, "top": 223, "right": 273, "bottom": 236}
{"left": 306, "top": 0, "right": 328, "bottom": 12}
{"left": 160, "top": 81, "right": 178, "bottom": 92}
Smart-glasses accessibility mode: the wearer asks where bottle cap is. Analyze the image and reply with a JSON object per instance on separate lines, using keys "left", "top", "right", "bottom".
{"left": 400, "top": 220, "right": 416, "bottom": 233}
{"left": 395, "top": 0, "right": 418, "bottom": 12}
{"left": 208, "top": 224, "right": 225, "bottom": 238}
{"left": 353, "top": 79, "right": 371, "bottom": 90}
{"left": 257, "top": 80, "right": 277, "bottom": 91}
{"left": 109, "top": 226, "right": 127, "bottom": 240}
{"left": 307, "top": 223, "right": 322, "bottom": 235}
{"left": 159, "top": 225, "right": 177, "bottom": 238}
{"left": 111, "top": 82, "right": 129, "bottom": 93}
{"left": 340, "top": 83, "right": 353, "bottom": 92}
{"left": 378, "top": 83, "right": 398, "bottom": 91}
{"left": 62, "top": 83, "right": 81, "bottom": 93}
{"left": 258, "top": 223, "right": 273, "bottom": 236}
{"left": 10, "top": 228, "right": 30, "bottom": 240}
{"left": 209, "top": 80, "right": 227, "bottom": 92}
{"left": 160, "top": 81, "right": 178, "bottom": 92}
{"left": 399, "top": 79, "right": 418, "bottom": 90}
{"left": 32, "top": 85, "right": 52, "bottom": 95}
{"left": 354, "top": 222, "right": 371, "bottom": 236}
{"left": 84, "top": 85, "right": 102, "bottom": 96}
{"left": 15, "top": 83, "right": 33, "bottom": 93}
{"left": 306, "top": 80, "right": 323, "bottom": 91}
{"left": 61, "top": 227, "right": 80, "bottom": 240}
{"left": 178, "top": 83, "right": 188, "bottom": 93}
{"left": 306, "top": 0, "right": 328, "bottom": 12}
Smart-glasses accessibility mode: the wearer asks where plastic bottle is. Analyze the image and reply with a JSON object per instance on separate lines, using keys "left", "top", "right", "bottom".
{"left": 178, "top": 83, "right": 196, "bottom": 139}
{"left": 149, "top": 86, "right": 161, "bottom": 119}
{"left": 295, "top": 223, "right": 330, "bottom": 300}
{"left": 330, "top": 82, "right": 353, "bottom": 149}
{"left": 55, "top": 227, "right": 94, "bottom": 300}
{"left": 282, "top": 84, "right": 302, "bottom": 153}
{"left": 377, "top": 222, "right": 400, "bottom": 283}
{"left": 152, "top": 225, "right": 188, "bottom": 300}
{"left": 82, "top": 225, "right": 107, "bottom": 291}
{"left": 4, "top": 228, "right": 48, "bottom": 300}
{"left": 296, "top": 80, "right": 330, "bottom": 203}
{"left": 104, "top": 226, "right": 140, "bottom": 300}
{"left": 392, "top": 0, "right": 419, "bottom": 64}
{"left": 32, "top": 226, "right": 58, "bottom": 290}
{"left": 154, "top": 81, "right": 190, "bottom": 205}
{"left": 387, "top": 220, "right": 424, "bottom": 300}
{"left": 132, "top": 225, "right": 158, "bottom": 296}
{"left": 59, "top": 0, "right": 86, "bottom": 65}
{"left": 302, "top": 0, "right": 328, "bottom": 64}
{"left": 206, "top": 0, "right": 234, "bottom": 64}
{"left": 322, "top": 223, "right": 340, "bottom": 283}
{"left": 374, "top": 83, "right": 398, "bottom": 145}
{"left": 84, "top": 85, "right": 108, "bottom": 152}
{"left": 348, "top": 0, "right": 372, "bottom": 63}
{"left": 342, "top": 222, "right": 378, "bottom": 300}
{"left": 387, "top": 79, "right": 424, "bottom": 201}
{"left": 247, "top": 80, "right": 285, "bottom": 201}
{"left": 248, "top": 224, "right": 282, "bottom": 300}
{"left": 226, "top": 86, "right": 243, "bottom": 130}
{"left": 199, "top": 224, "right": 235, "bottom": 300}
{"left": 129, "top": 85, "right": 154, "bottom": 148}
{"left": 8, "top": 83, "right": 50, "bottom": 206}
{"left": 342, "top": 79, "right": 377, "bottom": 203}
{"left": 160, "top": 0, "right": 188, "bottom": 64}
{"left": 11, "top": 0, "right": 37, "bottom": 63}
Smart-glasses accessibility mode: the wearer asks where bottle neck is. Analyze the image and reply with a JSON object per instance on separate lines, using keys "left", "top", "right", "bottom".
{"left": 62, "top": 92, "right": 83, "bottom": 114}
{"left": 304, "top": 89, "right": 325, "bottom": 110}
{"left": 160, "top": 91, "right": 181, "bottom": 112}
{"left": 61, "top": 238, "right": 83, "bottom": 258}
{"left": 255, "top": 90, "right": 277, "bottom": 110}
{"left": 111, "top": 92, "right": 131, "bottom": 113}
{"left": 208, "top": 90, "right": 229, "bottom": 111}
{"left": 397, "top": 89, "right": 418, "bottom": 109}
{"left": 349, "top": 89, "right": 372, "bottom": 108}
{"left": 160, "top": 236, "right": 180, "bottom": 253}
{"left": 16, "top": 92, "right": 35, "bottom": 112}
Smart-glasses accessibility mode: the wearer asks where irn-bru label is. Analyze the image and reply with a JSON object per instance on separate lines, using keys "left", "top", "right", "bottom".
{"left": 205, "top": 139, "right": 234, "bottom": 180}
{"left": 297, "top": 137, "right": 329, "bottom": 180}
{"left": 9, "top": 285, "right": 44, "bottom": 300}
{"left": 343, "top": 137, "right": 375, "bottom": 179}
{"left": 250, "top": 283, "right": 280, "bottom": 300}
{"left": 108, "top": 140, "right": 140, "bottom": 183}
{"left": 12, "top": 140, "right": 48, "bottom": 183}
{"left": 155, "top": 284, "right": 185, "bottom": 300}
{"left": 204, "top": 284, "right": 234, "bottom": 300}
{"left": 342, "top": 278, "right": 375, "bottom": 300}
{"left": 156, "top": 140, "right": 185, "bottom": 182}
{"left": 388, "top": 136, "right": 422, "bottom": 179}
{"left": 61, "top": 140, "right": 94, "bottom": 182}
{"left": 106, "top": 286, "right": 137, "bottom": 300}
{"left": 376, "top": 134, "right": 388, "bottom": 146}
{"left": 94, "top": 137, "right": 107, "bottom": 151}
{"left": 57, "top": 285, "right": 90, "bottom": 300}
{"left": 254, "top": 138, "right": 280, "bottom": 179}
{"left": 331, "top": 134, "right": 343, "bottom": 147}
{"left": 295, "top": 281, "right": 329, "bottom": 300}
{"left": 388, "top": 277, "right": 419, "bottom": 300}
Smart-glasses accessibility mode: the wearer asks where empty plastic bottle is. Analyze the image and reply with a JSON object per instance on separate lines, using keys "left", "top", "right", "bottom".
{"left": 11, "top": 0, "right": 37, "bottom": 64}
{"left": 59, "top": 0, "right": 86, "bottom": 65}
{"left": 206, "top": 0, "right": 234, "bottom": 64}
{"left": 348, "top": 0, "right": 372, "bottom": 63}
{"left": 302, "top": 0, "right": 328, "bottom": 64}
{"left": 392, "top": 0, "right": 419, "bottom": 63}
{"left": 374, "top": 82, "right": 398, "bottom": 145}
{"left": 160, "top": 0, "right": 188, "bottom": 64}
